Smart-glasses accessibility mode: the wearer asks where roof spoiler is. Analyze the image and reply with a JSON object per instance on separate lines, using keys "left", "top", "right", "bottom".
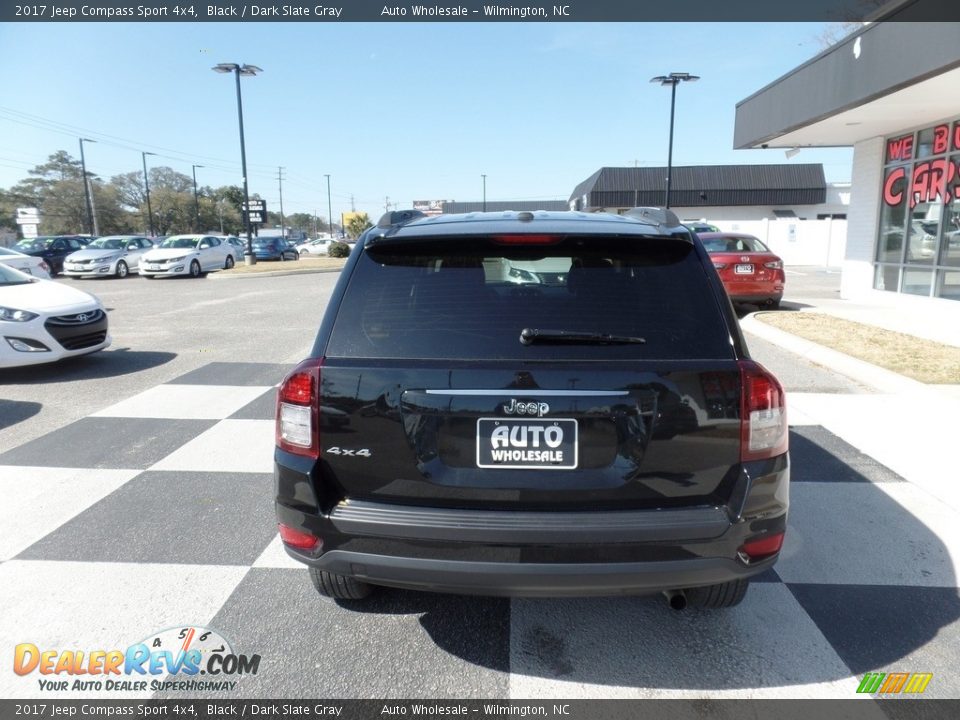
{"left": 623, "top": 207, "right": 682, "bottom": 228}
{"left": 377, "top": 209, "right": 426, "bottom": 228}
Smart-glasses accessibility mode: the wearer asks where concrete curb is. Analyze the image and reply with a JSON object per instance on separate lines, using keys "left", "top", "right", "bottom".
{"left": 209, "top": 266, "right": 344, "bottom": 280}
{"left": 740, "top": 312, "right": 934, "bottom": 395}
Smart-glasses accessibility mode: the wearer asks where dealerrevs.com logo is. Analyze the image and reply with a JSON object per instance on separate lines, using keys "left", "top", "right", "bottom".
{"left": 13, "top": 626, "right": 260, "bottom": 693}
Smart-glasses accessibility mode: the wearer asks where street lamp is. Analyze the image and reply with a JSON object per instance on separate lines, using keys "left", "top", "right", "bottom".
{"left": 481, "top": 174, "right": 487, "bottom": 212}
{"left": 650, "top": 72, "right": 699, "bottom": 209}
{"left": 78, "top": 138, "right": 97, "bottom": 235}
{"left": 213, "top": 62, "right": 262, "bottom": 265}
{"left": 192, "top": 164, "right": 204, "bottom": 231}
{"left": 325, "top": 174, "right": 332, "bottom": 238}
{"left": 141, "top": 151, "right": 157, "bottom": 236}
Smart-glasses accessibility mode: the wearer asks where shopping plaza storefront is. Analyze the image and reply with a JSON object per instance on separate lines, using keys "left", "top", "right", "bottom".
{"left": 734, "top": 9, "right": 960, "bottom": 303}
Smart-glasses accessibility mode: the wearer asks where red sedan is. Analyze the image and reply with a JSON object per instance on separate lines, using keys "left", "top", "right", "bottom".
{"left": 699, "top": 232, "right": 785, "bottom": 308}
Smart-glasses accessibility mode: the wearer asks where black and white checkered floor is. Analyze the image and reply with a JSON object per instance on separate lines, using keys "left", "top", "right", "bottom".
{"left": 2, "top": 362, "right": 958, "bottom": 699}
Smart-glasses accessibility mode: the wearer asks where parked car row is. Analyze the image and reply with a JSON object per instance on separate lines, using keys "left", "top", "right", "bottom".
{"left": 5, "top": 233, "right": 308, "bottom": 280}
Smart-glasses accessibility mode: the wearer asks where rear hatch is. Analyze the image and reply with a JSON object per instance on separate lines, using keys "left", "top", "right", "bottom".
{"left": 313, "top": 233, "right": 743, "bottom": 511}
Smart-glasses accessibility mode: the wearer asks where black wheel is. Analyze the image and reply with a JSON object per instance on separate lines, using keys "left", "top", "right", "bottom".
{"left": 189, "top": 259, "right": 201, "bottom": 278}
{"left": 224, "top": 255, "right": 235, "bottom": 270}
{"left": 686, "top": 579, "right": 749, "bottom": 609}
{"left": 769, "top": 299, "right": 781, "bottom": 310}
{"left": 293, "top": 251, "right": 300, "bottom": 260}
{"left": 115, "top": 260, "right": 128, "bottom": 279}
{"left": 309, "top": 567, "right": 373, "bottom": 600}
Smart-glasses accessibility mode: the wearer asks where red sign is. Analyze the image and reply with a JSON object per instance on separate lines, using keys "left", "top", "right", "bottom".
{"left": 886, "top": 134, "right": 914, "bottom": 163}
{"left": 884, "top": 159, "right": 959, "bottom": 208}
{"left": 933, "top": 124, "right": 950, "bottom": 155}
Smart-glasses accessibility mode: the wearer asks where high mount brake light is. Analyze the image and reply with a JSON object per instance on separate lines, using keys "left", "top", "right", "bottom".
{"left": 492, "top": 234, "right": 562, "bottom": 245}
{"left": 276, "top": 358, "right": 323, "bottom": 459}
{"left": 738, "top": 360, "right": 788, "bottom": 462}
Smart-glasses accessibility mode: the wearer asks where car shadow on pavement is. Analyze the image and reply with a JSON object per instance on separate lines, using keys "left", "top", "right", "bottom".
{"left": 0, "top": 399, "right": 42, "bottom": 431}
{"left": 736, "top": 301, "right": 811, "bottom": 318}
{"left": 0, "top": 349, "right": 176, "bottom": 385}
{"left": 325, "top": 427, "right": 960, "bottom": 693}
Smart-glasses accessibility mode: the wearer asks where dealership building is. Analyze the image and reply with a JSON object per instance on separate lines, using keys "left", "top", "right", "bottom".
{"left": 734, "top": 16, "right": 960, "bottom": 304}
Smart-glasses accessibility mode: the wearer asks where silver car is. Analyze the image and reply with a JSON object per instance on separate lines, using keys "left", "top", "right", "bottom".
{"left": 62, "top": 236, "right": 154, "bottom": 279}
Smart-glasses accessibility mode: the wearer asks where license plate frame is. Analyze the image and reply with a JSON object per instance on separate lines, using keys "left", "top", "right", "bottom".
{"left": 734, "top": 263, "right": 754, "bottom": 274}
{"left": 149, "top": 264, "right": 162, "bottom": 271}
{"left": 476, "top": 418, "right": 578, "bottom": 470}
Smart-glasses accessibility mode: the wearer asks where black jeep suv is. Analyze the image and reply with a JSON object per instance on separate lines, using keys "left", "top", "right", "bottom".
{"left": 274, "top": 208, "right": 789, "bottom": 609}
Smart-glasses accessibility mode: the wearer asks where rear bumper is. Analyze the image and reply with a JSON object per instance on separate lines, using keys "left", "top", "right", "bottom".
{"left": 284, "top": 547, "right": 776, "bottom": 597}
{"left": 275, "top": 464, "right": 788, "bottom": 597}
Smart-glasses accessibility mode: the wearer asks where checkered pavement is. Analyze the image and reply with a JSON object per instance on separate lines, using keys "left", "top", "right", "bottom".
{"left": 1, "top": 362, "right": 958, "bottom": 700}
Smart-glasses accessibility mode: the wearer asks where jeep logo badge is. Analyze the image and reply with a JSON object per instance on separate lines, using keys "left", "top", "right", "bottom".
{"left": 503, "top": 399, "right": 549, "bottom": 417}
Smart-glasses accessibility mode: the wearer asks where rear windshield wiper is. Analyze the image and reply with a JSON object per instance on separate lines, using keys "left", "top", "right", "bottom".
{"left": 519, "top": 328, "right": 646, "bottom": 346}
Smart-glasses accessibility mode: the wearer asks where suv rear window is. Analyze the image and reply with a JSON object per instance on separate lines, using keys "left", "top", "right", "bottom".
{"left": 325, "top": 235, "right": 732, "bottom": 361}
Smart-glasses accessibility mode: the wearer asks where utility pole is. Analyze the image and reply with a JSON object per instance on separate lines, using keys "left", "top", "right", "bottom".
{"left": 277, "top": 166, "right": 285, "bottom": 238}
{"left": 78, "top": 138, "right": 96, "bottom": 235}
{"left": 325, "top": 174, "right": 333, "bottom": 238}
{"left": 192, "top": 165, "right": 204, "bottom": 231}
{"left": 350, "top": 195, "right": 355, "bottom": 212}
{"left": 385, "top": 196, "right": 391, "bottom": 213}
{"left": 141, "top": 151, "right": 157, "bottom": 236}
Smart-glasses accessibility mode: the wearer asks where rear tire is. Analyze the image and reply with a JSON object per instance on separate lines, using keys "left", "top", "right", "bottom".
{"left": 115, "top": 260, "right": 128, "bottom": 279}
{"left": 769, "top": 299, "right": 781, "bottom": 310}
{"left": 309, "top": 567, "right": 373, "bottom": 600}
{"left": 224, "top": 255, "right": 235, "bottom": 270}
{"left": 686, "top": 579, "right": 749, "bottom": 609}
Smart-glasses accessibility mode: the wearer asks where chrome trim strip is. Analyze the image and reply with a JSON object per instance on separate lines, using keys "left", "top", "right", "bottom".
{"left": 424, "top": 389, "right": 628, "bottom": 397}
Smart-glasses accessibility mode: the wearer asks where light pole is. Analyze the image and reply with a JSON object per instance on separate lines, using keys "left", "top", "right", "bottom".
{"left": 325, "top": 174, "right": 332, "bottom": 238}
{"left": 650, "top": 72, "right": 699, "bottom": 209}
{"left": 481, "top": 174, "right": 487, "bottom": 212}
{"left": 192, "top": 164, "right": 204, "bottom": 231}
{"left": 213, "top": 62, "right": 262, "bottom": 265}
{"left": 78, "top": 138, "right": 97, "bottom": 235}
{"left": 141, "top": 151, "right": 157, "bottom": 236}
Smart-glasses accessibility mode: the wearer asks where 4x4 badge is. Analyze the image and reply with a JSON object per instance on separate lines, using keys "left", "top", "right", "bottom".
{"left": 503, "top": 399, "right": 550, "bottom": 417}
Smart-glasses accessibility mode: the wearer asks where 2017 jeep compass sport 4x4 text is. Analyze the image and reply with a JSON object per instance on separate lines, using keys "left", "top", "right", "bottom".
{"left": 274, "top": 208, "right": 789, "bottom": 609}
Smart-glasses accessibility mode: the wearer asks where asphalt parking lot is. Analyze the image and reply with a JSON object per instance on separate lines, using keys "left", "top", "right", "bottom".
{"left": 1, "top": 267, "right": 958, "bottom": 701}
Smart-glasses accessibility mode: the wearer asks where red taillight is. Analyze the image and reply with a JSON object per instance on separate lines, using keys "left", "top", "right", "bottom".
{"left": 276, "top": 358, "right": 323, "bottom": 458}
{"left": 280, "top": 372, "right": 313, "bottom": 404}
{"left": 740, "top": 532, "right": 785, "bottom": 561}
{"left": 39, "top": 261, "right": 51, "bottom": 273}
{"left": 712, "top": 262, "right": 728, "bottom": 270}
{"left": 764, "top": 260, "right": 783, "bottom": 270}
{"left": 278, "top": 523, "right": 321, "bottom": 551}
{"left": 739, "top": 360, "right": 788, "bottom": 462}
{"left": 492, "top": 234, "right": 562, "bottom": 245}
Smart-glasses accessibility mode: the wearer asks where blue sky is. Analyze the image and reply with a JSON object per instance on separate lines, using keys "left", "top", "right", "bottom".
{"left": 0, "top": 22, "right": 853, "bottom": 223}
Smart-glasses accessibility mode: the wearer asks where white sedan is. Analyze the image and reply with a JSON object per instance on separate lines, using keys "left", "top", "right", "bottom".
{"left": 140, "top": 234, "right": 234, "bottom": 278}
{"left": 62, "top": 235, "right": 154, "bottom": 279}
{"left": 0, "top": 264, "right": 111, "bottom": 368}
{"left": 296, "top": 238, "right": 333, "bottom": 256}
{"left": 0, "top": 246, "right": 52, "bottom": 279}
